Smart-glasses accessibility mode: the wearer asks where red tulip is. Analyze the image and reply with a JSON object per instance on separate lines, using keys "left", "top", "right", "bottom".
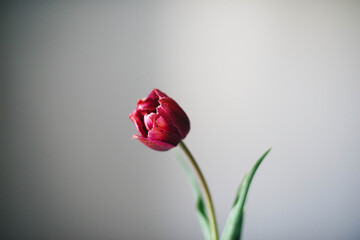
{"left": 129, "top": 89, "right": 190, "bottom": 151}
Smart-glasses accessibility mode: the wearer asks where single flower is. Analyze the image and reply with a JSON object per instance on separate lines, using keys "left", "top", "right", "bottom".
{"left": 129, "top": 89, "right": 190, "bottom": 151}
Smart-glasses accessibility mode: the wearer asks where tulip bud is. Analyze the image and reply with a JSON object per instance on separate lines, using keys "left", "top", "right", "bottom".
{"left": 129, "top": 89, "right": 190, "bottom": 151}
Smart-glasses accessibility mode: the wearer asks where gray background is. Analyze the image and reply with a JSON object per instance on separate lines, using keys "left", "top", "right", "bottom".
{"left": 1, "top": 1, "right": 360, "bottom": 239}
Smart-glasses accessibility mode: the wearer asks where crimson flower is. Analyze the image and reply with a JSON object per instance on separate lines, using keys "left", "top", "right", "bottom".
{"left": 129, "top": 89, "right": 190, "bottom": 151}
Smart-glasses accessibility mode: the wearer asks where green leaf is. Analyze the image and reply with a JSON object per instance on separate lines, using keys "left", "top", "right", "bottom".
{"left": 175, "top": 151, "right": 211, "bottom": 240}
{"left": 221, "top": 148, "right": 272, "bottom": 240}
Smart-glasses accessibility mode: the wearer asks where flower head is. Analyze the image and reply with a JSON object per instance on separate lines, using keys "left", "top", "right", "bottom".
{"left": 129, "top": 89, "right": 190, "bottom": 151}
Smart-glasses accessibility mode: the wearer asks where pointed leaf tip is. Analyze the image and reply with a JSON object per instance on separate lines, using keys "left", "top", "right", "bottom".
{"left": 221, "top": 148, "right": 271, "bottom": 240}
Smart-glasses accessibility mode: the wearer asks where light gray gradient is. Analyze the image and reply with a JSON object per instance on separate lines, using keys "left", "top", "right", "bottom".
{"left": 1, "top": 1, "right": 360, "bottom": 240}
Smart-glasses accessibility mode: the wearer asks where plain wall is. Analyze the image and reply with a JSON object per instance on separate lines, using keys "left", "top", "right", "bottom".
{"left": 1, "top": 1, "right": 360, "bottom": 239}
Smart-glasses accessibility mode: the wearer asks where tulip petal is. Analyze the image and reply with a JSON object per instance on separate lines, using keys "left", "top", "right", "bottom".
{"left": 136, "top": 89, "right": 160, "bottom": 111}
{"left": 155, "top": 115, "right": 168, "bottom": 129}
{"left": 133, "top": 135, "right": 176, "bottom": 151}
{"left": 148, "top": 127, "right": 182, "bottom": 146}
{"left": 158, "top": 98, "right": 190, "bottom": 138}
{"left": 137, "top": 89, "right": 168, "bottom": 112}
{"left": 153, "top": 115, "right": 182, "bottom": 140}
{"left": 154, "top": 88, "right": 168, "bottom": 98}
{"left": 129, "top": 89, "right": 190, "bottom": 151}
{"left": 144, "top": 113, "right": 156, "bottom": 132}
{"left": 137, "top": 99, "right": 158, "bottom": 112}
{"left": 129, "top": 110, "right": 147, "bottom": 137}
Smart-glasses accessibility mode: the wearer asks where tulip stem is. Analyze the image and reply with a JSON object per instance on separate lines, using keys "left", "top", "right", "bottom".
{"left": 178, "top": 141, "right": 218, "bottom": 240}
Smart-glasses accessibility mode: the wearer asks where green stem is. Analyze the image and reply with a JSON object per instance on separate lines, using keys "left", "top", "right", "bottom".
{"left": 178, "top": 141, "right": 218, "bottom": 240}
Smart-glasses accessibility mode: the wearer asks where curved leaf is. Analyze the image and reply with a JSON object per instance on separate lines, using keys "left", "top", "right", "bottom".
{"left": 221, "top": 148, "right": 271, "bottom": 240}
{"left": 175, "top": 151, "right": 211, "bottom": 240}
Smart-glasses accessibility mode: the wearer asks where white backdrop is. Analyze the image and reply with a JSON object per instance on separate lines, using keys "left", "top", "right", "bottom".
{"left": 1, "top": 1, "right": 360, "bottom": 239}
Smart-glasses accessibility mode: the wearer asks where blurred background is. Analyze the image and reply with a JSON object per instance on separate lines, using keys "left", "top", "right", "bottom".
{"left": 1, "top": 1, "right": 360, "bottom": 239}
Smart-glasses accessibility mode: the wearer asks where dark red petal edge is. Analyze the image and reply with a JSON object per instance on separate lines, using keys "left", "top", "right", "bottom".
{"left": 154, "top": 89, "right": 168, "bottom": 98}
{"left": 157, "top": 98, "right": 190, "bottom": 139}
{"left": 133, "top": 135, "right": 176, "bottom": 151}
{"left": 148, "top": 127, "right": 182, "bottom": 146}
{"left": 136, "top": 89, "right": 161, "bottom": 111}
{"left": 129, "top": 110, "right": 147, "bottom": 137}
